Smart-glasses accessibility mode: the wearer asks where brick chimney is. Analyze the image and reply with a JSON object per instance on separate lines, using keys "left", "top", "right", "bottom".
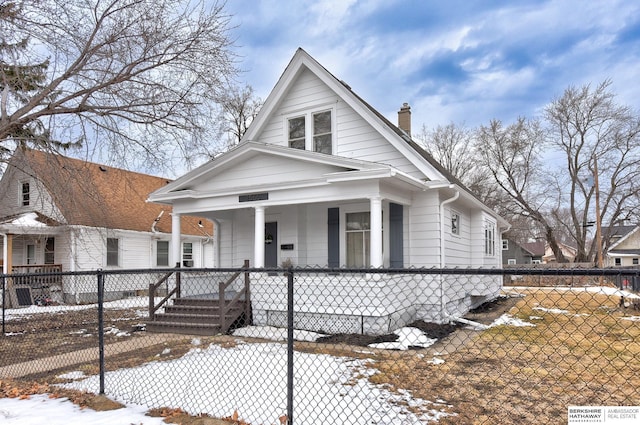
{"left": 397, "top": 103, "right": 411, "bottom": 136}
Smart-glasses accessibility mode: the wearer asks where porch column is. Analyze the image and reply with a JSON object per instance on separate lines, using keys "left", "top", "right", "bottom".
{"left": 171, "top": 213, "right": 181, "bottom": 267}
{"left": 254, "top": 206, "right": 265, "bottom": 268}
{"left": 370, "top": 197, "right": 383, "bottom": 268}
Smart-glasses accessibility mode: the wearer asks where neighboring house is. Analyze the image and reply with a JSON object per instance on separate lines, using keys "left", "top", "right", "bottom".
{"left": 520, "top": 240, "right": 575, "bottom": 264}
{"left": 0, "top": 148, "right": 214, "bottom": 305}
{"left": 502, "top": 238, "right": 543, "bottom": 265}
{"left": 149, "top": 49, "right": 509, "bottom": 334}
{"left": 604, "top": 225, "right": 640, "bottom": 267}
{"left": 542, "top": 242, "right": 577, "bottom": 263}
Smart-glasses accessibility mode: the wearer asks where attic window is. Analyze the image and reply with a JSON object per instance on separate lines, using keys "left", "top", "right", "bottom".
{"left": 286, "top": 108, "right": 333, "bottom": 154}
{"left": 21, "top": 181, "right": 30, "bottom": 206}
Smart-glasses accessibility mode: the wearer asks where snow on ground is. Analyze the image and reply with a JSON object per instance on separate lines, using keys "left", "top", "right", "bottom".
{"left": 56, "top": 340, "right": 451, "bottom": 425}
{"left": 368, "top": 327, "right": 437, "bottom": 350}
{"left": 490, "top": 314, "right": 536, "bottom": 327}
{"left": 0, "top": 394, "right": 167, "bottom": 425}
{"left": 233, "top": 325, "right": 326, "bottom": 342}
{"left": 2, "top": 285, "right": 638, "bottom": 423}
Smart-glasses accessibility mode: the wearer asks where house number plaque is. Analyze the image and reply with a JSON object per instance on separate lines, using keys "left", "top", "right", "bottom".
{"left": 239, "top": 193, "right": 269, "bottom": 202}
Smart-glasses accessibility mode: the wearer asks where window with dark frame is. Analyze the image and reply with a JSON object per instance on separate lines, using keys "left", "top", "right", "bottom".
{"left": 21, "top": 182, "right": 30, "bottom": 206}
{"left": 106, "top": 238, "right": 119, "bottom": 266}
{"left": 44, "top": 237, "right": 55, "bottom": 264}
{"left": 157, "top": 240, "right": 169, "bottom": 266}
{"left": 182, "top": 242, "right": 194, "bottom": 267}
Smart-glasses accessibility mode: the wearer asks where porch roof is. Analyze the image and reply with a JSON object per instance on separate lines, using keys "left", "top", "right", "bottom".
{"left": 0, "top": 212, "right": 62, "bottom": 235}
{"left": 148, "top": 141, "right": 432, "bottom": 208}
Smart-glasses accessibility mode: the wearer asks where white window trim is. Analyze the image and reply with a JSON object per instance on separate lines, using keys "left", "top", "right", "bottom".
{"left": 156, "top": 240, "right": 170, "bottom": 267}
{"left": 484, "top": 220, "right": 496, "bottom": 257}
{"left": 507, "top": 258, "right": 516, "bottom": 265}
{"left": 106, "top": 237, "right": 120, "bottom": 267}
{"left": 502, "top": 239, "right": 509, "bottom": 250}
{"left": 450, "top": 210, "right": 460, "bottom": 236}
{"left": 182, "top": 241, "right": 194, "bottom": 267}
{"left": 19, "top": 180, "right": 30, "bottom": 207}
{"left": 283, "top": 105, "right": 336, "bottom": 154}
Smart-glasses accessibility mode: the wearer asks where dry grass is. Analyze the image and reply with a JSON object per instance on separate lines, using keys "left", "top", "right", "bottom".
{"left": 361, "top": 288, "right": 640, "bottom": 424}
{"left": 2, "top": 288, "right": 639, "bottom": 424}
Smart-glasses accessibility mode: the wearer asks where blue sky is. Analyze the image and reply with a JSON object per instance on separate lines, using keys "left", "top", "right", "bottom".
{"left": 223, "top": 0, "right": 640, "bottom": 132}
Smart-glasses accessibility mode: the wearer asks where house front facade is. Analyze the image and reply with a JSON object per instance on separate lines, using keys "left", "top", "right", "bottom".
{"left": 149, "top": 49, "right": 509, "bottom": 334}
{"left": 0, "top": 148, "right": 214, "bottom": 305}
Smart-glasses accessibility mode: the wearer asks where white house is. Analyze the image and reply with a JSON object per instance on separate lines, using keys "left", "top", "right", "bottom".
{"left": 0, "top": 148, "right": 214, "bottom": 305}
{"left": 605, "top": 225, "right": 640, "bottom": 267}
{"left": 148, "top": 49, "right": 509, "bottom": 334}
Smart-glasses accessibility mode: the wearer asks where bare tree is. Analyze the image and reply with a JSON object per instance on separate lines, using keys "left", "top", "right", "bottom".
{"left": 473, "top": 81, "right": 640, "bottom": 263}
{"left": 219, "top": 83, "right": 262, "bottom": 148}
{"left": 475, "top": 117, "right": 571, "bottom": 262}
{"left": 417, "top": 122, "right": 498, "bottom": 207}
{"left": 0, "top": 0, "right": 237, "bottom": 174}
{"left": 545, "top": 80, "right": 640, "bottom": 262}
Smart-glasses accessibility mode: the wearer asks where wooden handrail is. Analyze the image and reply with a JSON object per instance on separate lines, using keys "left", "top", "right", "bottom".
{"left": 148, "top": 264, "right": 181, "bottom": 321}
{"left": 219, "top": 260, "right": 250, "bottom": 332}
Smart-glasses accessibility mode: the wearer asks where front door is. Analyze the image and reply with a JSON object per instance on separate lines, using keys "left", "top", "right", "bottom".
{"left": 265, "top": 222, "right": 278, "bottom": 268}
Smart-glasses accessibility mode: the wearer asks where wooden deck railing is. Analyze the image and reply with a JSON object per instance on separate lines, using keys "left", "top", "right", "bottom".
{"left": 148, "top": 264, "right": 181, "bottom": 320}
{"left": 11, "top": 264, "right": 63, "bottom": 287}
{"left": 219, "top": 260, "right": 251, "bottom": 332}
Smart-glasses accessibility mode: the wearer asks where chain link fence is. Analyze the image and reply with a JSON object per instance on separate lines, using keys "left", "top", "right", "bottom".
{"left": 1, "top": 266, "right": 639, "bottom": 424}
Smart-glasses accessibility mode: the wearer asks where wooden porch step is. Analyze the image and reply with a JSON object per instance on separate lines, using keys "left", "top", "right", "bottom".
{"left": 146, "top": 321, "right": 222, "bottom": 336}
{"left": 148, "top": 297, "right": 248, "bottom": 336}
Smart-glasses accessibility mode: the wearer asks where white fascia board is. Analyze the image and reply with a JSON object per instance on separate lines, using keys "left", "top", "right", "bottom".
{"left": 608, "top": 226, "right": 640, "bottom": 250}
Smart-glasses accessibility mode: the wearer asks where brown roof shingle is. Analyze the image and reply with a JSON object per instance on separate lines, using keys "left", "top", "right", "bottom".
{"left": 15, "top": 148, "right": 212, "bottom": 236}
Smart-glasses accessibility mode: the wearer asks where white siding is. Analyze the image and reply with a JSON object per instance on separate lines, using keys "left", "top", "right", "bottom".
{"left": 256, "top": 68, "right": 423, "bottom": 178}
{"left": 0, "top": 162, "right": 65, "bottom": 223}
{"left": 407, "top": 192, "right": 441, "bottom": 267}
{"left": 443, "top": 203, "right": 472, "bottom": 267}
{"left": 189, "top": 154, "right": 343, "bottom": 191}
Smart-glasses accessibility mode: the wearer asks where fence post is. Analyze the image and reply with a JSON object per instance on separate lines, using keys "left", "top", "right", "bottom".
{"left": 244, "top": 260, "right": 251, "bottom": 325}
{"left": 286, "top": 265, "right": 294, "bottom": 425}
{"left": 175, "top": 263, "right": 181, "bottom": 299}
{"left": 97, "top": 269, "right": 105, "bottom": 395}
{"left": 1, "top": 275, "right": 5, "bottom": 337}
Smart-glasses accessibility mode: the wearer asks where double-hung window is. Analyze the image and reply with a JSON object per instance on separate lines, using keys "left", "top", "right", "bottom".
{"left": 182, "top": 242, "right": 194, "bottom": 267}
{"left": 288, "top": 116, "right": 306, "bottom": 149}
{"left": 287, "top": 109, "right": 333, "bottom": 154}
{"left": 106, "top": 238, "right": 119, "bottom": 266}
{"left": 157, "top": 241, "right": 169, "bottom": 267}
{"left": 346, "top": 212, "right": 370, "bottom": 268}
{"left": 21, "top": 181, "right": 30, "bottom": 207}
{"left": 484, "top": 221, "right": 495, "bottom": 256}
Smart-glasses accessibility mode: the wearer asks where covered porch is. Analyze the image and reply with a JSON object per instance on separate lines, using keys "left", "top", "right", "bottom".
{"left": 1, "top": 213, "right": 64, "bottom": 307}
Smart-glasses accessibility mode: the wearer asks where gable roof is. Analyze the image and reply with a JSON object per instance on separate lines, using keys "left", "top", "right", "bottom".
{"left": 606, "top": 225, "right": 640, "bottom": 252}
{"left": 240, "top": 48, "right": 505, "bottom": 225}
{"left": 521, "top": 241, "right": 545, "bottom": 257}
{"left": 5, "top": 148, "right": 212, "bottom": 236}
{"left": 243, "top": 48, "right": 450, "bottom": 182}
